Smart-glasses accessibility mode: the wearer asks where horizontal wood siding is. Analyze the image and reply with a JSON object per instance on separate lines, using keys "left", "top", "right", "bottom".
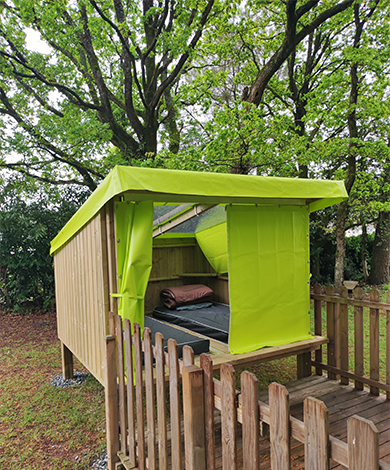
{"left": 54, "top": 210, "right": 109, "bottom": 386}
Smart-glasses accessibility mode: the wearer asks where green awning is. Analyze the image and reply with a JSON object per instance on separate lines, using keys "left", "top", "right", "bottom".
{"left": 50, "top": 165, "right": 347, "bottom": 255}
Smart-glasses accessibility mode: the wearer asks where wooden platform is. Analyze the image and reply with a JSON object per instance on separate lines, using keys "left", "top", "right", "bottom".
{"left": 152, "top": 317, "right": 328, "bottom": 371}
{"left": 137, "top": 375, "right": 389, "bottom": 469}
{"left": 221, "top": 375, "right": 390, "bottom": 469}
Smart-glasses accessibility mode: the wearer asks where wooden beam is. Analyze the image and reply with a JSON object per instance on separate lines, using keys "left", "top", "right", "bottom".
{"left": 153, "top": 204, "right": 216, "bottom": 238}
{"left": 297, "top": 352, "right": 312, "bottom": 379}
{"left": 61, "top": 342, "right": 74, "bottom": 380}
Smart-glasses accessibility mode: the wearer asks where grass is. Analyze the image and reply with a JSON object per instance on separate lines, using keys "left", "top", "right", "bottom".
{"left": 0, "top": 311, "right": 106, "bottom": 469}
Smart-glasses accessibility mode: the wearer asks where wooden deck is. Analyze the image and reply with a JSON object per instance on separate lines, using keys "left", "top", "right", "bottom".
{"left": 149, "top": 375, "right": 390, "bottom": 469}
{"left": 210, "top": 375, "right": 390, "bottom": 469}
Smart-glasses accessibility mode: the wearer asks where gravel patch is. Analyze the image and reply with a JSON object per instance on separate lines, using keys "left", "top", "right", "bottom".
{"left": 50, "top": 371, "right": 92, "bottom": 388}
{"left": 90, "top": 449, "right": 108, "bottom": 470}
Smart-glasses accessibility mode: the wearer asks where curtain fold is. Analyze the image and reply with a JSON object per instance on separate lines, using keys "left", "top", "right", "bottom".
{"left": 114, "top": 200, "right": 153, "bottom": 333}
{"left": 195, "top": 222, "right": 228, "bottom": 273}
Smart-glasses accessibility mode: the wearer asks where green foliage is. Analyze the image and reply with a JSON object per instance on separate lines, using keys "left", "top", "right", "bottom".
{"left": 0, "top": 184, "right": 88, "bottom": 312}
{"left": 310, "top": 219, "right": 375, "bottom": 285}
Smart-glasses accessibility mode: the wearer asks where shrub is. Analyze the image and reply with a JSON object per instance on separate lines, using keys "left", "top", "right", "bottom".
{"left": 0, "top": 187, "right": 88, "bottom": 312}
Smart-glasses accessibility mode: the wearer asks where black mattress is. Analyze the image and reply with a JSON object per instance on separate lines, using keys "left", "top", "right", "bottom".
{"left": 144, "top": 316, "right": 210, "bottom": 357}
{"left": 152, "top": 303, "right": 230, "bottom": 343}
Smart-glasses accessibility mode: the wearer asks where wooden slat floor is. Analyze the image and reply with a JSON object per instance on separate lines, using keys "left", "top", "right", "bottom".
{"left": 213, "top": 375, "right": 390, "bottom": 469}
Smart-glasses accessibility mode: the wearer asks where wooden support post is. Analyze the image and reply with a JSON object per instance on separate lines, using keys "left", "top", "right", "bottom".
{"left": 221, "top": 363, "right": 237, "bottom": 470}
{"left": 134, "top": 323, "right": 145, "bottom": 470}
{"left": 168, "top": 339, "right": 182, "bottom": 470}
{"left": 155, "top": 333, "right": 168, "bottom": 470}
{"left": 105, "top": 335, "right": 120, "bottom": 470}
{"left": 124, "top": 319, "right": 136, "bottom": 467}
{"left": 200, "top": 354, "right": 216, "bottom": 470}
{"left": 326, "top": 285, "right": 336, "bottom": 380}
{"left": 241, "top": 371, "right": 259, "bottom": 470}
{"left": 182, "top": 365, "right": 206, "bottom": 470}
{"left": 369, "top": 289, "right": 380, "bottom": 396}
{"left": 339, "top": 286, "right": 349, "bottom": 385}
{"left": 304, "top": 397, "right": 329, "bottom": 470}
{"left": 347, "top": 416, "right": 379, "bottom": 470}
{"left": 144, "top": 328, "right": 156, "bottom": 470}
{"left": 354, "top": 288, "right": 364, "bottom": 391}
{"left": 116, "top": 315, "right": 128, "bottom": 455}
{"left": 269, "top": 383, "right": 290, "bottom": 469}
{"left": 61, "top": 342, "right": 74, "bottom": 380}
{"left": 297, "top": 352, "right": 312, "bottom": 379}
{"left": 314, "top": 284, "right": 323, "bottom": 375}
{"left": 108, "top": 311, "right": 115, "bottom": 336}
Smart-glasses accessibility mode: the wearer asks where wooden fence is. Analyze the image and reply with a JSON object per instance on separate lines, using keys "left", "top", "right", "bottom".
{"left": 105, "top": 309, "right": 389, "bottom": 470}
{"left": 310, "top": 284, "right": 390, "bottom": 400}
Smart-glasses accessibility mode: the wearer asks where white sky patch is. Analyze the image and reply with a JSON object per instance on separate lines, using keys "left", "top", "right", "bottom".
{"left": 25, "top": 28, "right": 52, "bottom": 55}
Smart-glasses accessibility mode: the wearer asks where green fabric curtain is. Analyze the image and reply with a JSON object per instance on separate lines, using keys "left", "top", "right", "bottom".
{"left": 195, "top": 222, "right": 228, "bottom": 273}
{"left": 114, "top": 200, "right": 153, "bottom": 332}
{"left": 227, "top": 205, "right": 311, "bottom": 354}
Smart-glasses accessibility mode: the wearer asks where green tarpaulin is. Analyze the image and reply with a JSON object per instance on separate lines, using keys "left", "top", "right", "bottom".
{"left": 50, "top": 166, "right": 347, "bottom": 256}
{"left": 195, "top": 222, "right": 228, "bottom": 273}
{"left": 113, "top": 201, "right": 153, "bottom": 332}
{"left": 227, "top": 205, "right": 311, "bottom": 354}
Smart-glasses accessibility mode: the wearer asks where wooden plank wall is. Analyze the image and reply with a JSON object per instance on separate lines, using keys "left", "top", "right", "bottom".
{"left": 54, "top": 208, "right": 110, "bottom": 386}
{"left": 145, "top": 240, "right": 229, "bottom": 313}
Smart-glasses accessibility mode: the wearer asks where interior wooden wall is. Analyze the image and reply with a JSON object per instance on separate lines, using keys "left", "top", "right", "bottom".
{"left": 145, "top": 238, "right": 229, "bottom": 313}
{"left": 54, "top": 209, "right": 110, "bottom": 386}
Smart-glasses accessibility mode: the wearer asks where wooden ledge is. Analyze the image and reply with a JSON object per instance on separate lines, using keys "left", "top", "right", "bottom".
{"left": 203, "top": 336, "right": 329, "bottom": 371}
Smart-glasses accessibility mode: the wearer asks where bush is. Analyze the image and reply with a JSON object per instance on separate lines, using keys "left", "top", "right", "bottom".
{"left": 0, "top": 187, "right": 88, "bottom": 312}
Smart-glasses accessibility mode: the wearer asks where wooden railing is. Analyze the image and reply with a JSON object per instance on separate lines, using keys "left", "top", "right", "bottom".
{"left": 105, "top": 312, "right": 389, "bottom": 470}
{"left": 310, "top": 284, "right": 390, "bottom": 399}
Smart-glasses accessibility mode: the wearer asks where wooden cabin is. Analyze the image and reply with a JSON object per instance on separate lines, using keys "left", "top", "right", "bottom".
{"left": 51, "top": 166, "right": 348, "bottom": 386}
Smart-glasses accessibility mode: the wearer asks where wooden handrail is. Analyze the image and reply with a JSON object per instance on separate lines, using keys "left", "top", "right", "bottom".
{"left": 310, "top": 292, "right": 390, "bottom": 311}
{"left": 311, "top": 284, "right": 390, "bottom": 401}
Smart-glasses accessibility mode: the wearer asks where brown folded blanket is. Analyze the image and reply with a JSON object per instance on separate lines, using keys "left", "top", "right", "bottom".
{"left": 160, "top": 284, "right": 214, "bottom": 310}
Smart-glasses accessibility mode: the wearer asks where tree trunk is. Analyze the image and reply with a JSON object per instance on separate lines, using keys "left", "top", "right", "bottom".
{"left": 334, "top": 3, "right": 366, "bottom": 291}
{"left": 368, "top": 211, "right": 390, "bottom": 285}
{"left": 361, "top": 222, "right": 369, "bottom": 282}
{"left": 334, "top": 200, "right": 349, "bottom": 291}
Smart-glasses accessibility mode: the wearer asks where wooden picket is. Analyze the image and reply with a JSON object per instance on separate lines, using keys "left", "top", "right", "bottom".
{"left": 105, "top": 311, "right": 389, "bottom": 470}
{"left": 311, "top": 284, "right": 390, "bottom": 395}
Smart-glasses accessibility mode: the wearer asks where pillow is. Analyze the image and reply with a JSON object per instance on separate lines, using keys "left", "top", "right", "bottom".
{"left": 160, "top": 284, "right": 214, "bottom": 310}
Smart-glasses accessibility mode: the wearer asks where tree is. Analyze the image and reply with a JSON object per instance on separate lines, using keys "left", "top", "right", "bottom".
{"left": 0, "top": 0, "right": 218, "bottom": 188}
{"left": 0, "top": 0, "right": 359, "bottom": 185}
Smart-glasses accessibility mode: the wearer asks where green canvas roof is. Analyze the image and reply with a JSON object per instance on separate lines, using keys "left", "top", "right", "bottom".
{"left": 50, "top": 165, "right": 348, "bottom": 255}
